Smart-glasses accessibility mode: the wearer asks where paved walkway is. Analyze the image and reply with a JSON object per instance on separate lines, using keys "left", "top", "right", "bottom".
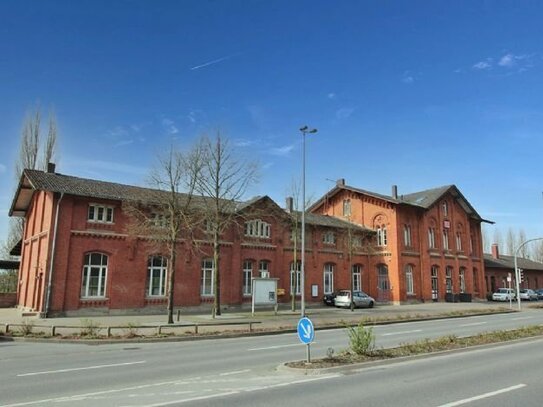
{"left": 0, "top": 301, "right": 516, "bottom": 337}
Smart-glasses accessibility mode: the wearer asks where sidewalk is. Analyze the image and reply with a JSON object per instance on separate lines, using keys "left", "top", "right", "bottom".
{"left": 0, "top": 301, "right": 514, "bottom": 338}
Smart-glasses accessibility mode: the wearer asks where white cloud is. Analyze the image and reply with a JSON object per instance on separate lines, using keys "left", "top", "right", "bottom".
{"left": 161, "top": 118, "right": 179, "bottom": 135}
{"left": 327, "top": 92, "right": 336, "bottom": 100}
{"left": 498, "top": 53, "right": 515, "bottom": 67}
{"left": 108, "top": 126, "right": 129, "bottom": 138}
{"left": 65, "top": 158, "right": 148, "bottom": 177}
{"left": 472, "top": 59, "right": 492, "bottom": 70}
{"left": 0, "top": 163, "right": 6, "bottom": 174}
{"left": 113, "top": 139, "right": 135, "bottom": 148}
{"left": 336, "top": 107, "right": 355, "bottom": 120}
{"left": 269, "top": 144, "right": 295, "bottom": 156}
{"left": 234, "top": 139, "right": 256, "bottom": 147}
{"left": 262, "top": 162, "right": 273, "bottom": 170}
{"left": 402, "top": 76, "right": 414, "bottom": 84}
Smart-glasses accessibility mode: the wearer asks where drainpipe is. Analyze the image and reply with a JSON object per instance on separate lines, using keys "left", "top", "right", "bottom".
{"left": 44, "top": 192, "right": 64, "bottom": 317}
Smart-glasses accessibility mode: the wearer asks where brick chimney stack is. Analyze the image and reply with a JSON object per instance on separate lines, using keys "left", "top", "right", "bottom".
{"left": 392, "top": 185, "right": 398, "bottom": 199}
{"left": 285, "top": 197, "right": 294, "bottom": 213}
{"left": 491, "top": 243, "right": 500, "bottom": 259}
{"left": 47, "top": 162, "right": 56, "bottom": 173}
{"left": 336, "top": 178, "right": 345, "bottom": 187}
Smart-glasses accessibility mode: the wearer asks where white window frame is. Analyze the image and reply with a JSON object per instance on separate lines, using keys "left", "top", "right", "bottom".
{"left": 81, "top": 252, "right": 108, "bottom": 298}
{"left": 352, "top": 264, "right": 362, "bottom": 291}
{"left": 322, "top": 231, "right": 336, "bottom": 245}
{"left": 244, "top": 219, "right": 271, "bottom": 238}
{"left": 443, "top": 229, "right": 450, "bottom": 250}
{"left": 343, "top": 199, "right": 351, "bottom": 216}
{"left": 201, "top": 258, "right": 214, "bottom": 296}
{"left": 404, "top": 225, "right": 412, "bottom": 247}
{"left": 405, "top": 264, "right": 415, "bottom": 295}
{"left": 377, "top": 226, "right": 387, "bottom": 247}
{"left": 259, "top": 260, "right": 270, "bottom": 278}
{"left": 242, "top": 260, "right": 253, "bottom": 296}
{"left": 445, "top": 266, "right": 453, "bottom": 293}
{"left": 456, "top": 232, "right": 462, "bottom": 251}
{"left": 290, "top": 261, "right": 301, "bottom": 295}
{"left": 459, "top": 268, "right": 466, "bottom": 293}
{"left": 428, "top": 228, "right": 436, "bottom": 248}
{"left": 442, "top": 201, "right": 448, "bottom": 216}
{"left": 88, "top": 204, "right": 114, "bottom": 224}
{"left": 323, "top": 263, "right": 334, "bottom": 294}
{"left": 147, "top": 255, "right": 167, "bottom": 297}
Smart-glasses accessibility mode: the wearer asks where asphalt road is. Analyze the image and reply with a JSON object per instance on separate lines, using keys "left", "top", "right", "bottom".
{"left": 1, "top": 310, "right": 543, "bottom": 406}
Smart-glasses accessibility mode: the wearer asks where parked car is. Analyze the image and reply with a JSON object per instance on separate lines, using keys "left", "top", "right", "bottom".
{"left": 491, "top": 288, "right": 516, "bottom": 301}
{"left": 536, "top": 289, "right": 543, "bottom": 300}
{"left": 323, "top": 290, "right": 343, "bottom": 306}
{"left": 334, "top": 290, "right": 375, "bottom": 308}
{"left": 519, "top": 289, "right": 538, "bottom": 301}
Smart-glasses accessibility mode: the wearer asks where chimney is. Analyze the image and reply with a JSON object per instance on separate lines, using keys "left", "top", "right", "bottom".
{"left": 47, "top": 162, "right": 56, "bottom": 173}
{"left": 336, "top": 178, "right": 345, "bottom": 187}
{"left": 392, "top": 185, "right": 398, "bottom": 199}
{"left": 285, "top": 197, "right": 294, "bottom": 213}
{"left": 491, "top": 244, "right": 500, "bottom": 259}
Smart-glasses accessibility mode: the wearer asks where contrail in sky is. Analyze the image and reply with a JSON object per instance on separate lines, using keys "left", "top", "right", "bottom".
{"left": 190, "top": 53, "right": 241, "bottom": 70}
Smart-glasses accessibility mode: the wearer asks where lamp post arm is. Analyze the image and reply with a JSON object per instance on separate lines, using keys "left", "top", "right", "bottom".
{"left": 514, "top": 237, "right": 543, "bottom": 310}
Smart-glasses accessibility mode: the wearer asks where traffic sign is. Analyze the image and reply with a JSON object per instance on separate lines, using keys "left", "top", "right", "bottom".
{"left": 297, "top": 317, "right": 315, "bottom": 344}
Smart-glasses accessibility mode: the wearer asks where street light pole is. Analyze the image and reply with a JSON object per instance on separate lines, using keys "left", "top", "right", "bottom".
{"left": 300, "top": 125, "right": 317, "bottom": 317}
{"left": 514, "top": 237, "right": 543, "bottom": 310}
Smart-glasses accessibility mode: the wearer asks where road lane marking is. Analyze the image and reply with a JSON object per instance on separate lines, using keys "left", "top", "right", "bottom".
{"left": 248, "top": 343, "right": 309, "bottom": 351}
{"left": 219, "top": 369, "right": 251, "bottom": 376}
{"left": 147, "top": 391, "right": 240, "bottom": 406}
{"left": 436, "top": 384, "right": 526, "bottom": 407}
{"left": 459, "top": 322, "right": 487, "bottom": 327}
{"left": 382, "top": 330, "right": 422, "bottom": 336}
{"left": 512, "top": 316, "right": 533, "bottom": 321}
{"left": 16, "top": 361, "right": 146, "bottom": 377}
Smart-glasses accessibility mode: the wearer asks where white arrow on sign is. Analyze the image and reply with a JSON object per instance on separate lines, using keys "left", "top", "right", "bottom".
{"left": 301, "top": 322, "right": 312, "bottom": 339}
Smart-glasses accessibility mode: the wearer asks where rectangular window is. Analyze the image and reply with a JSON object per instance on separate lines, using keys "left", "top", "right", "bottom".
{"left": 377, "top": 227, "right": 387, "bottom": 247}
{"left": 242, "top": 261, "right": 252, "bottom": 295}
{"left": 459, "top": 269, "right": 466, "bottom": 293}
{"left": 456, "top": 233, "right": 462, "bottom": 251}
{"left": 343, "top": 199, "right": 351, "bottom": 217}
{"left": 147, "top": 256, "right": 167, "bottom": 297}
{"left": 445, "top": 267, "right": 453, "bottom": 293}
{"left": 290, "top": 261, "right": 301, "bottom": 295}
{"left": 443, "top": 230, "right": 449, "bottom": 250}
{"left": 323, "top": 263, "right": 334, "bottom": 294}
{"left": 405, "top": 265, "right": 415, "bottom": 295}
{"left": 201, "top": 259, "right": 214, "bottom": 296}
{"left": 428, "top": 228, "right": 436, "bottom": 248}
{"left": 259, "top": 260, "right": 270, "bottom": 278}
{"left": 88, "top": 204, "right": 114, "bottom": 224}
{"left": 81, "top": 253, "right": 108, "bottom": 298}
{"left": 352, "top": 264, "right": 361, "bottom": 291}
{"left": 404, "top": 225, "right": 412, "bottom": 247}
{"left": 322, "top": 231, "right": 336, "bottom": 245}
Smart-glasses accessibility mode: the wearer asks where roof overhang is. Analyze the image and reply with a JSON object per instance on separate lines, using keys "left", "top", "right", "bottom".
{"left": 9, "top": 172, "right": 36, "bottom": 217}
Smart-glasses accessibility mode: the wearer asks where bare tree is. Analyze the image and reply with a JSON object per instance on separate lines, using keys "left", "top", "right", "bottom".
{"left": 531, "top": 240, "right": 543, "bottom": 263}
{"left": 195, "top": 132, "right": 258, "bottom": 317}
{"left": 41, "top": 109, "right": 58, "bottom": 169}
{"left": 481, "top": 224, "right": 491, "bottom": 254}
{"left": 124, "top": 145, "right": 203, "bottom": 324}
{"left": 505, "top": 227, "right": 516, "bottom": 255}
{"left": 518, "top": 229, "right": 529, "bottom": 258}
{"left": 492, "top": 228, "right": 503, "bottom": 253}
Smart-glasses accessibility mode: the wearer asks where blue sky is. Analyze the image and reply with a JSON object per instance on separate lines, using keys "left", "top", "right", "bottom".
{"left": 1, "top": 0, "right": 543, "bottom": 245}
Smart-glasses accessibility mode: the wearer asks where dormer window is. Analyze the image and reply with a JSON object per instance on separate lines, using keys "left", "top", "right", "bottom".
{"left": 245, "top": 219, "right": 271, "bottom": 238}
{"left": 88, "top": 204, "right": 114, "bottom": 223}
{"left": 322, "top": 231, "right": 336, "bottom": 245}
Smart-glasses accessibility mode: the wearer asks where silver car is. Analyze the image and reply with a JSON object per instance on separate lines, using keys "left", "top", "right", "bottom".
{"left": 334, "top": 290, "right": 375, "bottom": 308}
{"left": 492, "top": 288, "right": 515, "bottom": 301}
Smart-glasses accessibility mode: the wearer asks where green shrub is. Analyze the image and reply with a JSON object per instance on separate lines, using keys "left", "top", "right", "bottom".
{"left": 346, "top": 322, "right": 375, "bottom": 355}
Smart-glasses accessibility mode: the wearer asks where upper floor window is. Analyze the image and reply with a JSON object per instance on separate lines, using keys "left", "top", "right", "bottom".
{"left": 81, "top": 252, "right": 108, "bottom": 298}
{"left": 403, "top": 225, "right": 412, "bottom": 247}
{"left": 342, "top": 199, "right": 351, "bottom": 217}
{"left": 456, "top": 232, "right": 463, "bottom": 251}
{"left": 442, "top": 201, "right": 448, "bottom": 216}
{"left": 351, "top": 235, "right": 363, "bottom": 248}
{"left": 259, "top": 260, "right": 270, "bottom": 278}
{"left": 245, "top": 219, "right": 271, "bottom": 238}
{"left": 428, "top": 228, "right": 436, "bottom": 249}
{"left": 377, "top": 226, "right": 387, "bottom": 247}
{"left": 88, "top": 204, "right": 114, "bottom": 223}
{"left": 443, "top": 229, "right": 450, "bottom": 250}
{"left": 151, "top": 213, "right": 167, "bottom": 228}
{"left": 290, "top": 228, "right": 302, "bottom": 242}
{"left": 322, "top": 231, "right": 336, "bottom": 245}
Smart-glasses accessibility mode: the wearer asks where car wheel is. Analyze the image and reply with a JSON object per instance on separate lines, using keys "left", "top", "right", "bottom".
{"left": 368, "top": 301, "right": 374, "bottom": 308}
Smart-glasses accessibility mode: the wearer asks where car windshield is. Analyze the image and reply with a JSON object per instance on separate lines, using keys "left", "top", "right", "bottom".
{"left": 337, "top": 291, "right": 351, "bottom": 297}
{"left": 497, "top": 289, "right": 510, "bottom": 293}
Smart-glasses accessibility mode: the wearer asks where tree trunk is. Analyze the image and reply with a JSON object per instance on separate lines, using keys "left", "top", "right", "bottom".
{"left": 167, "top": 245, "right": 176, "bottom": 324}
{"left": 213, "top": 235, "right": 221, "bottom": 317}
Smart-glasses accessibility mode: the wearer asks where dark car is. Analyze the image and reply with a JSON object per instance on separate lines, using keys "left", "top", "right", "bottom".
{"left": 323, "top": 290, "right": 343, "bottom": 306}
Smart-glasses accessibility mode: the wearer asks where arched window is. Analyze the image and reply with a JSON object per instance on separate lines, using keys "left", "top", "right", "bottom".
{"left": 343, "top": 199, "right": 351, "bottom": 217}
{"left": 201, "top": 258, "right": 214, "bottom": 296}
{"left": 244, "top": 219, "right": 271, "bottom": 238}
{"left": 242, "top": 260, "right": 253, "bottom": 296}
{"left": 81, "top": 252, "right": 108, "bottom": 298}
{"left": 377, "top": 264, "right": 390, "bottom": 290}
{"left": 352, "top": 264, "right": 362, "bottom": 291}
{"left": 323, "top": 263, "right": 334, "bottom": 294}
{"left": 147, "top": 255, "right": 167, "bottom": 297}
{"left": 445, "top": 266, "right": 453, "bottom": 293}
{"left": 403, "top": 225, "right": 412, "bottom": 247}
{"left": 428, "top": 228, "right": 436, "bottom": 248}
{"left": 459, "top": 267, "right": 466, "bottom": 293}
{"left": 405, "top": 264, "right": 415, "bottom": 295}
{"left": 290, "top": 261, "right": 301, "bottom": 295}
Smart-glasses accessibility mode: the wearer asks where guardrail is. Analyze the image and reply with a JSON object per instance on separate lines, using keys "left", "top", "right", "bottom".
{"left": 3, "top": 321, "right": 262, "bottom": 338}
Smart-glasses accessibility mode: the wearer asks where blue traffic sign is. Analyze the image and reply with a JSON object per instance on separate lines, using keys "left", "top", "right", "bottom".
{"left": 297, "top": 317, "right": 315, "bottom": 344}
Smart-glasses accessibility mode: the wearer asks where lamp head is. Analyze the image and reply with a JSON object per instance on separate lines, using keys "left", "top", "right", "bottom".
{"left": 300, "top": 126, "right": 308, "bottom": 132}
{"left": 309, "top": 128, "right": 318, "bottom": 134}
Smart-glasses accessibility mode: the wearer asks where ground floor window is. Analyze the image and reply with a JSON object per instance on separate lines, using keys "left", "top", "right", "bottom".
{"left": 445, "top": 266, "right": 453, "bottom": 293}
{"left": 352, "top": 264, "right": 362, "bottom": 291}
{"left": 377, "top": 264, "right": 390, "bottom": 290}
{"left": 81, "top": 253, "right": 108, "bottom": 298}
{"left": 459, "top": 268, "right": 466, "bottom": 293}
{"left": 323, "top": 263, "right": 334, "bottom": 294}
{"left": 259, "top": 260, "right": 270, "bottom": 278}
{"left": 147, "top": 256, "right": 167, "bottom": 297}
{"left": 290, "top": 261, "right": 301, "bottom": 295}
{"left": 405, "top": 264, "right": 415, "bottom": 295}
{"left": 201, "top": 259, "right": 214, "bottom": 296}
{"left": 242, "top": 260, "right": 253, "bottom": 296}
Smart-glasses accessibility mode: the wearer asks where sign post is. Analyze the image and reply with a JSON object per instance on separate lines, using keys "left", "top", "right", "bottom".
{"left": 297, "top": 317, "right": 315, "bottom": 363}
{"left": 507, "top": 273, "right": 512, "bottom": 309}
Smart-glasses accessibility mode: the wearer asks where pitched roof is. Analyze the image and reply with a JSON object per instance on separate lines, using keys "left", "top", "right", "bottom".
{"left": 289, "top": 210, "right": 375, "bottom": 233}
{"left": 484, "top": 254, "right": 543, "bottom": 271}
{"left": 310, "top": 183, "right": 492, "bottom": 223}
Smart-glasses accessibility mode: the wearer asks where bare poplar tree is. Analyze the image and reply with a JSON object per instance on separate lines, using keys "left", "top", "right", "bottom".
{"left": 505, "top": 227, "right": 516, "bottom": 255}
{"left": 492, "top": 228, "right": 503, "bottom": 253}
{"left": 481, "top": 224, "right": 491, "bottom": 254}
{"left": 195, "top": 132, "right": 258, "bottom": 318}
{"left": 124, "top": 144, "right": 203, "bottom": 324}
{"left": 41, "top": 110, "right": 58, "bottom": 169}
{"left": 518, "top": 229, "right": 529, "bottom": 258}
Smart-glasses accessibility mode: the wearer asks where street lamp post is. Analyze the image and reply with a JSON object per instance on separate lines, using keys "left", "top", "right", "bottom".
{"left": 300, "top": 125, "right": 317, "bottom": 317}
{"left": 514, "top": 237, "right": 543, "bottom": 310}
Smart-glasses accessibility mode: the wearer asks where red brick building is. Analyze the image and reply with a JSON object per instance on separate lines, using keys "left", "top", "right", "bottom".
{"left": 9, "top": 167, "right": 491, "bottom": 316}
